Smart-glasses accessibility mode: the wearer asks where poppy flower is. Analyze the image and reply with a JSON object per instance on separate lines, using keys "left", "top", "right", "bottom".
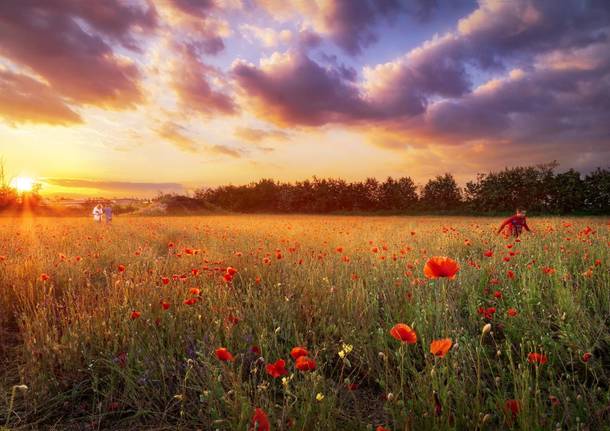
{"left": 542, "top": 267, "right": 555, "bottom": 275}
{"left": 423, "top": 256, "right": 459, "bottom": 279}
{"left": 223, "top": 273, "right": 234, "bottom": 283}
{"left": 40, "top": 273, "right": 50, "bottom": 282}
{"left": 118, "top": 264, "right": 126, "bottom": 273}
{"left": 160, "top": 300, "right": 170, "bottom": 310}
{"left": 161, "top": 277, "right": 170, "bottom": 285}
{"left": 430, "top": 338, "right": 452, "bottom": 358}
{"left": 130, "top": 310, "right": 141, "bottom": 320}
{"left": 266, "top": 359, "right": 288, "bottom": 378}
{"left": 507, "top": 308, "right": 518, "bottom": 317}
{"left": 504, "top": 399, "right": 521, "bottom": 416}
{"left": 389, "top": 323, "right": 417, "bottom": 344}
{"left": 215, "top": 347, "right": 234, "bottom": 362}
{"left": 189, "top": 287, "right": 201, "bottom": 295}
{"left": 582, "top": 352, "right": 592, "bottom": 362}
{"left": 183, "top": 298, "right": 198, "bottom": 305}
{"left": 484, "top": 250, "right": 493, "bottom": 257}
{"left": 376, "top": 427, "right": 390, "bottom": 431}
{"left": 527, "top": 352, "right": 548, "bottom": 364}
{"left": 250, "top": 408, "right": 270, "bottom": 431}
{"left": 295, "top": 356, "right": 316, "bottom": 371}
{"left": 290, "top": 346, "right": 309, "bottom": 360}
{"left": 226, "top": 266, "right": 238, "bottom": 275}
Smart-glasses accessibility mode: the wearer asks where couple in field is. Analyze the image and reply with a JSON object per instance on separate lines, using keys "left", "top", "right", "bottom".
{"left": 92, "top": 204, "right": 113, "bottom": 224}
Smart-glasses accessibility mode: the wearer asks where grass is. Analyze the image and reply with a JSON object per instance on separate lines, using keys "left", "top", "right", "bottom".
{"left": 0, "top": 215, "right": 608, "bottom": 430}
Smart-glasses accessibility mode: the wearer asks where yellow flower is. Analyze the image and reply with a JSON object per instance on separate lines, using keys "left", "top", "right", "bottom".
{"left": 316, "top": 393, "right": 325, "bottom": 401}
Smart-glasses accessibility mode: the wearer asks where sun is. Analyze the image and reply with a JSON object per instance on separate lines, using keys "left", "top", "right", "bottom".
{"left": 10, "top": 176, "right": 35, "bottom": 193}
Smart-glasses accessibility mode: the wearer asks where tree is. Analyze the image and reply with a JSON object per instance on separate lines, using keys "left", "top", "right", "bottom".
{"left": 549, "top": 169, "right": 584, "bottom": 213}
{"left": 584, "top": 168, "right": 610, "bottom": 213}
{"left": 420, "top": 173, "right": 462, "bottom": 211}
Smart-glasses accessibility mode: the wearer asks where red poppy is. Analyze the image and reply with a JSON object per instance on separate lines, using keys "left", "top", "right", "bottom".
{"left": 118, "top": 264, "right": 126, "bottom": 273}
{"left": 215, "top": 347, "right": 234, "bottom": 362}
{"left": 506, "top": 270, "right": 515, "bottom": 280}
{"left": 183, "top": 298, "right": 198, "bottom": 305}
{"left": 161, "top": 277, "right": 170, "bottom": 285}
{"left": 295, "top": 355, "right": 316, "bottom": 371}
{"left": 226, "top": 266, "right": 238, "bottom": 275}
{"left": 582, "top": 352, "right": 592, "bottom": 362}
{"left": 389, "top": 323, "right": 417, "bottom": 344}
{"left": 250, "top": 408, "right": 270, "bottom": 431}
{"left": 430, "top": 338, "right": 452, "bottom": 357}
{"left": 542, "top": 266, "right": 555, "bottom": 275}
{"left": 423, "top": 256, "right": 459, "bottom": 279}
{"left": 494, "top": 290, "right": 503, "bottom": 299}
{"left": 266, "top": 359, "right": 288, "bottom": 378}
{"left": 189, "top": 287, "right": 201, "bottom": 295}
{"left": 160, "top": 300, "right": 170, "bottom": 310}
{"left": 130, "top": 310, "right": 141, "bottom": 320}
{"left": 507, "top": 308, "right": 518, "bottom": 317}
{"left": 484, "top": 250, "right": 493, "bottom": 257}
{"left": 40, "top": 273, "right": 50, "bottom": 282}
{"left": 504, "top": 399, "right": 521, "bottom": 416}
{"left": 223, "top": 273, "right": 234, "bottom": 283}
{"left": 527, "top": 352, "right": 548, "bottom": 364}
{"left": 290, "top": 346, "right": 309, "bottom": 360}
{"left": 376, "top": 427, "right": 390, "bottom": 431}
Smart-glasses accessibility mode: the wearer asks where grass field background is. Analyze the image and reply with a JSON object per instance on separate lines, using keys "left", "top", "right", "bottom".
{"left": 0, "top": 215, "right": 608, "bottom": 430}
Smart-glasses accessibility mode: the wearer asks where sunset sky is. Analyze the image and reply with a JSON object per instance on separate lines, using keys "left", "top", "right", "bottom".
{"left": 1, "top": 0, "right": 609, "bottom": 197}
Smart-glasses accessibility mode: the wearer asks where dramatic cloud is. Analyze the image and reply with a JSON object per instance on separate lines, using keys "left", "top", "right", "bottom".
{"left": 0, "top": 69, "right": 82, "bottom": 125}
{"left": 171, "top": 44, "right": 236, "bottom": 116}
{"left": 0, "top": 0, "right": 155, "bottom": 109}
{"left": 232, "top": 51, "right": 373, "bottom": 126}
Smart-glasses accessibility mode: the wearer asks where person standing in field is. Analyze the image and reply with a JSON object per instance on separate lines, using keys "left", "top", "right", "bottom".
{"left": 104, "top": 204, "right": 113, "bottom": 224}
{"left": 497, "top": 209, "right": 531, "bottom": 238}
{"left": 92, "top": 204, "right": 103, "bottom": 223}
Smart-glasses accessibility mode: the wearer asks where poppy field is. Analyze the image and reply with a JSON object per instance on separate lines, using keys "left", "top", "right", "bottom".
{"left": 0, "top": 215, "right": 608, "bottom": 430}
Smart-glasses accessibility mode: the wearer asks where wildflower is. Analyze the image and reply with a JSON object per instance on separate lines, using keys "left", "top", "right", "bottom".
{"left": 376, "top": 427, "right": 390, "bottom": 431}
{"left": 389, "top": 323, "right": 417, "bottom": 344}
{"left": 316, "top": 392, "right": 325, "bottom": 401}
{"left": 507, "top": 308, "right": 518, "bottom": 317}
{"left": 183, "top": 298, "right": 198, "bottom": 305}
{"left": 215, "top": 347, "right": 234, "bottom": 362}
{"left": 118, "top": 264, "right": 126, "bottom": 273}
{"left": 484, "top": 250, "right": 493, "bottom": 257}
{"left": 494, "top": 290, "right": 503, "bottom": 299}
{"left": 423, "top": 256, "right": 459, "bottom": 279}
{"left": 161, "top": 276, "right": 170, "bottom": 285}
{"left": 542, "top": 266, "right": 555, "bottom": 275}
{"left": 290, "top": 346, "right": 309, "bottom": 360}
{"left": 504, "top": 399, "right": 521, "bottom": 417}
{"left": 160, "top": 300, "right": 170, "bottom": 310}
{"left": 130, "top": 310, "right": 141, "bottom": 320}
{"left": 506, "top": 270, "right": 515, "bottom": 280}
{"left": 549, "top": 395, "right": 560, "bottom": 406}
{"left": 527, "top": 352, "right": 548, "bottom": 364}
{"left": 40, "top": 273, "right": 50, "bottom": 282}
{"left": 430, "top": 338, "right": 452, "bottom": 358}
{"left": 250, "top": 408, "right": 270, "bottom": 431}
{"left": 266, "top": 359, "right": 288, "bottom": 378}
{"left": 189, "top": 287, "right": 201, "bottom": 295}
{"left": 295, "top": 356, "right": 316, "bottom": 371}
{"left": 582, "top": 352, "right": 592, "bottom": 362}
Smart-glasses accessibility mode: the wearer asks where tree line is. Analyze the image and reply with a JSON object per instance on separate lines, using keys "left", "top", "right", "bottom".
{"left": 194, "top": 162, "right": 609, "bottom": 214}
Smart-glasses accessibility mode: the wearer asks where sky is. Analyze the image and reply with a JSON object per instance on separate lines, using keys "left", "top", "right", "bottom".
{"left": 1, "top": 0, "right": 609, "bottom": 197}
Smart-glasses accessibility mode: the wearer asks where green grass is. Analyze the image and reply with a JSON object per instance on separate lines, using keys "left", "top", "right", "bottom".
{"left": 0, "top": 215, "right": 608, "bottom": 430}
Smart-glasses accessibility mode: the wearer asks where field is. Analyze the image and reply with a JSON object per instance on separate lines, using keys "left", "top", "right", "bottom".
{"left": 0, "top": 215, "right": 608, "bottom": 430}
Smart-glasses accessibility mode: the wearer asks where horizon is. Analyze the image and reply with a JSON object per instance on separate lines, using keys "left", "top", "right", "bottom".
{"left": 1, "top": 0, "right": 610, "bottom": 198}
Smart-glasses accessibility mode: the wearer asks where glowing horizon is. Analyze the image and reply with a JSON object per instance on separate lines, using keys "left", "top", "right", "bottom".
{"left": 1, "top": 0, "right": 609, "bottom": 197}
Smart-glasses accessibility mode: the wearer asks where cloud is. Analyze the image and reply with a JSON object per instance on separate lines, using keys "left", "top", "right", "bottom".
{"left": 256, "top": 0, "right": 406, "bottom": 55}
{"left": 156, "top": 121, "right": 198, "bottom": 153}
{"left": 0, "top": 0, "right": 155, "bottom": 109}
{"left": 0, "top": 69, "right": 82, "bottom": 126}
{"left": 157, "top": 120, "right": 242, "bottom": 158}
{"left": 234, "top": 127, "right": 290, "bottom": 142}
{"left": 232, "top": 51, "right": 374, "bottom": 126}
{"left": 171, "top": 44, "right": 237, "bottom": 116}
{"left": 43, "top": 178, "right": 186, "bottom": 194}
{"left": 240, "top": 24, "right": 292, "bottom": 48}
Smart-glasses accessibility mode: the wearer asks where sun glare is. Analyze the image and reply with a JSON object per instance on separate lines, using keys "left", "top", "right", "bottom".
{"left": 11, "top": 176, "right": 35, "bottom": 193}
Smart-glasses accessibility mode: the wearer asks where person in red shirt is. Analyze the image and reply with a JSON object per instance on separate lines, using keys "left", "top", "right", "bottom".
{"left": 497, "top": 209, "right": 531, "bottom": 237}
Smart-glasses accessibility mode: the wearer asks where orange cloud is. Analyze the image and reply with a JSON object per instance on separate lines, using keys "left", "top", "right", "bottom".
{"left": 0, "top": 69, "right": 82, "bottom": 125}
